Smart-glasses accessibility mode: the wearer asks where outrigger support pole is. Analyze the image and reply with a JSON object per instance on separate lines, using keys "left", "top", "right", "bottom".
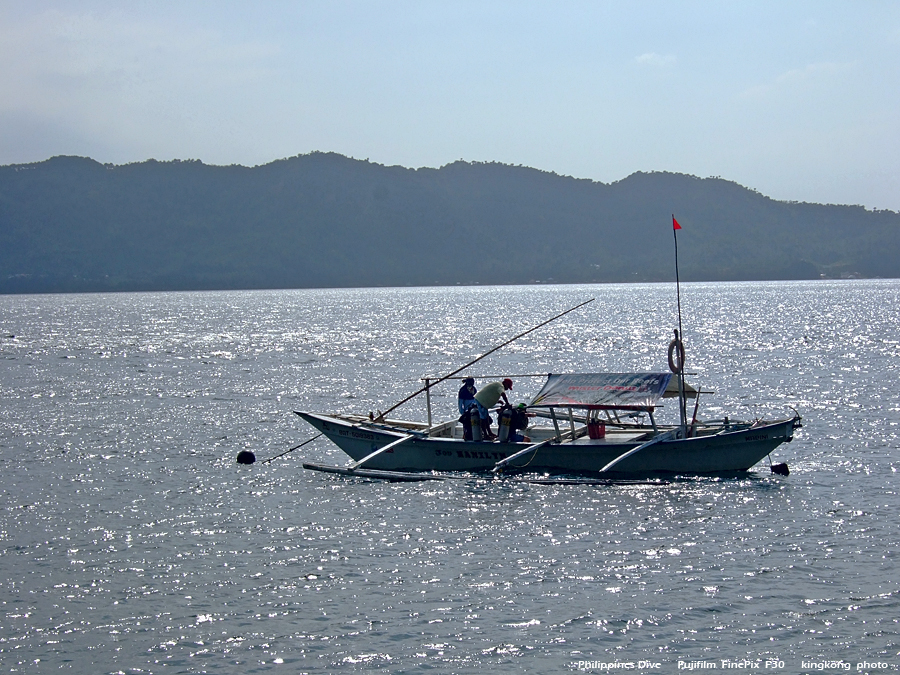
{"left": 599, "top": 428, "right": 679, "bottom": 473}
{"left": 492, "top": 437, "right": 556, "bottom": 473}
{"left": 373, "top": 298, "right": 595, "bottom": 422}
{"left": 347, "top": 434, "right": 416, "bottom": 470}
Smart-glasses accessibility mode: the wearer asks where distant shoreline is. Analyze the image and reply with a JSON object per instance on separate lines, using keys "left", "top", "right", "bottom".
{"left": 2, "top": 276, "right": 895, "bottom": 298}
{"left": 2, "top": 153, "right": 898, "bottom": 294}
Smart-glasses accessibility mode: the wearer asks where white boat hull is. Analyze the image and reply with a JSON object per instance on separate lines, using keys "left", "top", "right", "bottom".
{"left": 295, "top": 411, "right": 799, "bottom": 475}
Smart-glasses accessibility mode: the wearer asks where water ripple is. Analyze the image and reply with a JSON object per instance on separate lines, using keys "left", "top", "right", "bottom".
{"left": 1, "top": 281, "right": 898, "bottom": 672}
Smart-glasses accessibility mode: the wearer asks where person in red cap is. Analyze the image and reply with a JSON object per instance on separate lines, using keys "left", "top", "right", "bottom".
{"left": 473, "top": 378, "right": 513, "bottom": 440}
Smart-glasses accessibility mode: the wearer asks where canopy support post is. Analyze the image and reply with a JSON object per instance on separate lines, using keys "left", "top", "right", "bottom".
{"left": 688, "top": 392, "right": 701, "bottom": 437}
{"left": 550, "top": 408, "right": 562, "bottom": 442}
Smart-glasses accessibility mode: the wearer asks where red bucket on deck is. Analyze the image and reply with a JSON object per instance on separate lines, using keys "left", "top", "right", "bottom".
{"left": 587, "top": 420, "right": 606, "bottom": 439}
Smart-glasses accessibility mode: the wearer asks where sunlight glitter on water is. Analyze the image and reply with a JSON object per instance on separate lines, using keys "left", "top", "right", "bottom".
{"left": 0, "top": 281, "right": 898, "bottom": 672}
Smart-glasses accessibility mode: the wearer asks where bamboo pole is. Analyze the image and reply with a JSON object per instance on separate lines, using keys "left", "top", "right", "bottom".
{"left": 373, "top": 298, "right": 594, "bottom": 422}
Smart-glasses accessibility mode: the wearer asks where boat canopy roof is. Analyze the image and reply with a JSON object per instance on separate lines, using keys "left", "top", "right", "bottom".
{"left": 529, "top": 372, "right": 696, "bottom": 410}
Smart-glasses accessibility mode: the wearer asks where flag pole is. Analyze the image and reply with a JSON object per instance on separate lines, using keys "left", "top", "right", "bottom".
{"left": 672, "top": 215, "right": 687, "bottom": 434}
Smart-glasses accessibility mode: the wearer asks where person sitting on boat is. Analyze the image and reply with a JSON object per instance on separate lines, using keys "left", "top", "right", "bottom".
{"left": 473, "top": 378, "right": 513, "bottom": 440}
{"left": 457, "top": 377, "right": 477, "bottom": 415}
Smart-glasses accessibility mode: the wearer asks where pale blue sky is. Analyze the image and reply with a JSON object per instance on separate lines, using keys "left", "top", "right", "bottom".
{"left": 2, "top": 1, "right": 899, "bottom": 210}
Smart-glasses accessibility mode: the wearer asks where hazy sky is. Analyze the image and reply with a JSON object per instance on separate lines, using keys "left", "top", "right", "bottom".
{"left": 2, "top": 1, "right": 899, "bottom": 210}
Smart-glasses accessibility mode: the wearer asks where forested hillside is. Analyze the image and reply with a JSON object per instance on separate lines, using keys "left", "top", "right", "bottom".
{"left": 1, "top": 153, "right": 897, "bottom": 293}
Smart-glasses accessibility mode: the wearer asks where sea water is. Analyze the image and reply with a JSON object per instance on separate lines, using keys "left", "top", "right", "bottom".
{"left": 0, "top": 281, "right": 897, "bottom": 674}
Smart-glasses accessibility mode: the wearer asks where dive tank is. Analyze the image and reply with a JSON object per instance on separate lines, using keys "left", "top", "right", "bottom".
{"left": 498, "top": 407, "right": 512, "bottom": 442}
{"left": 461, "top": 407, "right": 473, "bottom": 441}
{"left": 470, "top": 407, "right": 483, "bottom": 442}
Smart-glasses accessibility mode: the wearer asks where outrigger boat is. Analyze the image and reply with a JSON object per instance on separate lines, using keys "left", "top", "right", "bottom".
{"left": 294, "top": 222, "right": 801, "bottom": 480}
{"left": 296, "top": 368, "right": 801, "bottom": 478}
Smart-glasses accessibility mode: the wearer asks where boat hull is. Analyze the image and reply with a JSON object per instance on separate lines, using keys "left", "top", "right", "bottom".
{"left": 295, "top": 411, "right": 798, "bottom": 475}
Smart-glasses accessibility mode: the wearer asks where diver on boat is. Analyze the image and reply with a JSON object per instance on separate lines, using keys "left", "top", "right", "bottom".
{"left": 457, "top": 377, "right": 477, "bottom": 415}
{"left": 510, "top": 403, "right": 532, "bottom": 443}
{"left": 497, "top": 401, "right": 532, "bottom": 443}
{"left": 473, "top": 378, "right": 513, "bottom": 440}
{"left": 458, "top": 377, "right": 479, "bottom": 441}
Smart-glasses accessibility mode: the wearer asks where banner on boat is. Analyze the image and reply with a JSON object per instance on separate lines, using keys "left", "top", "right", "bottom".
{"left": 529, "top": 372, "right": 673, "bottom": 410}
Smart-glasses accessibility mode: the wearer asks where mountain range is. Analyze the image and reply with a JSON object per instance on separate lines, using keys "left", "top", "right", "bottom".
{"left": 1, "top": 152, "right": 897, "bottom": 294}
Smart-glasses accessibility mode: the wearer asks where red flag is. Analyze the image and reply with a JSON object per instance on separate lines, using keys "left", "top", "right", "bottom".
{"left": 672, "top": 216, "right": 682, "bottom": 231}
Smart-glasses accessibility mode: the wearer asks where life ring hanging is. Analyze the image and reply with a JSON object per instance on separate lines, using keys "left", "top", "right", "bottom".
{"left": 668, "top": 338, "right": 685, "bottom": 374}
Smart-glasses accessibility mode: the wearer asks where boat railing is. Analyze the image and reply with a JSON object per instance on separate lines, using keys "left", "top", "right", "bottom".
{"left": 417, "top": 372, "right": 718, "bottom": 439}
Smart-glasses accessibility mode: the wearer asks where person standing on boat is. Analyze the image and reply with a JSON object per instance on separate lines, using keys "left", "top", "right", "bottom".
{"left": 458, "top": 377, "right": 477, "bottom": 415}
{"left": 473, "top": 378, "right": 513, "bottom": 440}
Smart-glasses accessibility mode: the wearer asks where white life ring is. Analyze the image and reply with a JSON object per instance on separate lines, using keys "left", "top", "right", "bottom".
{"left": 668, "top": 338, "right": 685, "bottom": 374}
